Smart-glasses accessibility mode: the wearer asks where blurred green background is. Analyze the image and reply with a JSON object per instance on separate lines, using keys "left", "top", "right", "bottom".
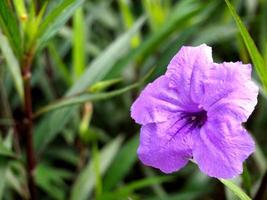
{"left": 0, "top": 0, "right": 267, "bottom": 199}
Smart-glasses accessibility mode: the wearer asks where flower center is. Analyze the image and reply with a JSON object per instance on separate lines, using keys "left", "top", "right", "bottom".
{"left": 186, "top": 110, "right": 207, "bottom": 128}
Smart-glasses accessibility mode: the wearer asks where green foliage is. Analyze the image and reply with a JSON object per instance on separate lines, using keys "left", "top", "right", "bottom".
{"left": 34, "top": 82, "right": 139, "bottom": 117}
{"left": 37, "top": 0, "right": 85, "bottom": 50}
{"left": 0, "top": 0, "right": 22, "bottom": 58}
{"left": 0, "top": 32, "right": 24, "bottom": 100}
{"left": 225, "top": 0, "right": 267, "bottom": 91}
{"left": 70, "top": 136, "right": 123, "bottom": 200}
{"left": 0, "top": 0, "right": 267, "bottom": 200}
{"left": 35, "top": 163, "right": 73, "bottom": 200}
{"left": 34, "top": 17, "right": 145, "bottom": 153}
{"left": 220, "top": 179, "right": 251, "bottom": 200}
{"left": 72, "top": 7, "right": 86, "bottom": 81}
{"left": 103, "top": 135, "right": 139, "bottom": 191}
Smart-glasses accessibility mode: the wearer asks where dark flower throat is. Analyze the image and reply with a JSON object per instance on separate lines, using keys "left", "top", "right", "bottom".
{"left": 186, "top": 110, "right": 207, "bottom": 129}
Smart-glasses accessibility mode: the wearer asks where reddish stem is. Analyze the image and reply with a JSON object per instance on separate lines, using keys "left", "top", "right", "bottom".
{"left": 22, "top": 52, "right": 36, "bottom": 200}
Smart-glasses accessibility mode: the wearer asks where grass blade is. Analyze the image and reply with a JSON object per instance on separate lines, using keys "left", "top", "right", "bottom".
{"left": 225, "top": 0, "right": 267, "bottom": 90}
{"left": 98, "top": 176, "right": 173, "bottom": 200}
{"left": 34, "top": 17, "right": 145, "bottom": 153}
{"left": 70, "top": 136, "right": 123, "bottom": 200}
{"left": 103, "top": 135, "right": 139, "bottom": 191}
{"left": 72, "top": 7, "right": 86, "bottom": 81}
{"left": 220, "top": 179, "right": 251, "bottom": 200}
{"left": 0, "top": 0, "right": 22, "bottom": 58}
{"left": 37, "top": 0, "right": 85, "bottom": 50}
{"left": 0, "top": 31, "right": 24, "bottom": 100}
{"left": 68, "top": 16, "right": 145, "bottom": 95}
{"left": 34, "top": 83, "right": 138, "bottom": 118}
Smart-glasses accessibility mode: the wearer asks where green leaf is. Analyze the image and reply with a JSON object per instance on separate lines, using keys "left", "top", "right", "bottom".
{"left": 6, "top": 161, "right": 29, "bottom": 199}
{"left": 98, "top": 176, "right": 173, "bottom": 200}
{"left": 35, "top": 163, "right": 73, "bottom": 200}
{"left": 0, "top": 159, "right": 8, "bottom": 199}
{"left": 72, "top": 7, "right": 86, "bottom": 81}
{"left": 48, "top": 43, "right": 72, "bottom": 86}
{"left": 34, "top": 17, "right": 145, "bottom": 153}
{"left": 70, "top": 136, "right": 123, "bottom": 200}
{"left": 220, "top": 179, "right": 251, "bottom": 200}
{"left": 225, "top": 0, "right": 267, "bottom": 90}
{"left": 13, "top": 0, "right": 27, "bottom": 19}
{"left": 117, "top": 176, "right": 173, "bottom": 196}
{"left": 0, "top": 31, "right": 24, "bottom": 101}
{"left": 106, "top": 0, "right": 217, "bottom": 79}
{"left": 103, "top": 135, "right": 139, "bottom": 191}
{"left": 192, "top": 23, "right": 237, "bottom": 45}
{"left": 142, "top": 0, "right": 169, "bottom": 32}
{"left": 34, "top": 82, "right": 138, "bottom": 118}
{"left": 0, "top": 145, "right": 16, "bottom": 159}
{"left": 37, "top": 0, "right": 85, "bottom": 50}
{"left": 89, "top": 78, "right": 122, "bottom": 93}
{"left": 68, "top": 16, "right": 145, "bottom": 95}
{"left": 0, "top": 0, "right": 22, "bottom": 58}
{"left": 93, "top": 142, "right": 102, "bottom": 198}
{"left": 118, "top": 0, "right": 141, "bottom": 47}
{"left": 0, "top": 133, "right": 17, "bottom": 159}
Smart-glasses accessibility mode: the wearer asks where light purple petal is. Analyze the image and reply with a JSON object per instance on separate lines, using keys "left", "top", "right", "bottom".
{"left": 131, "top": 75, "right": 190, "bottom": 125}
{"left": 166, "top": 44, "right": 213, "bottom": 103}
{"left": 131, "top": 44, "right": 258, "bottom": 178}
{"left": 137, "top": 115, "right": 194, "bottom": 173}
{"left": 193, "top": 118, "right": 255, "bottom": 178}
{"left": 202, "top": 62, "right": 259, "bottom": 122}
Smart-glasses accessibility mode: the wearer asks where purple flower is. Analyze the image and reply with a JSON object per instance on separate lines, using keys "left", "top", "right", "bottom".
{"left": 131, "top": 44, "right": 259, "bottom": 179}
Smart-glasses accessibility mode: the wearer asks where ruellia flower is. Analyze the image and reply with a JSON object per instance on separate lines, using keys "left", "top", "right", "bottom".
{"left": 131, "top": 44, "right": 259, "bottom": 179}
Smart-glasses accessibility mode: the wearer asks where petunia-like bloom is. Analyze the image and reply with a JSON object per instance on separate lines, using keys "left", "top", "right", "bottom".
{"left": 131, "top": 44, "right": 259, "bottom": 179}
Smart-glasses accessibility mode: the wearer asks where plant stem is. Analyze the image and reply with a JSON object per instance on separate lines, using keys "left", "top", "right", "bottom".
{"left": 22, "top": 52, "right": 36, "bottom": 200}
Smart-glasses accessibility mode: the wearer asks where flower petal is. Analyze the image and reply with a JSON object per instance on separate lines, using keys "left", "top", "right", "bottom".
{"left": 202, "top": 62, "right": 259, "bottom": 122}
{"left": 131, "top": 75, "right": 190, "bottom": 125}
{"left": 193, "top": 118, "right": 255, "bottom": 179}
{"left": 137, "top": 115, "right": 194, "bottom": 173}
{"left": 166, "top": 44, "right": 213, "bottom": 103}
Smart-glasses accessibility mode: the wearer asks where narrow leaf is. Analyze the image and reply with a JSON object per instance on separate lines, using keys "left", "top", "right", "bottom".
{"left": 0, "top": 0, "right": 22, "bottom": 58}
{"left": 0, "top": 160, "right": 8, "bottom": 199}
{"left": 98, "top": 176, "right": 173, "bottom": 200}
{"left": 70, "top": 136, "right": 123, "bottom": 200}
{"left": 72, "top": 7, "right": 86, "bottom": 81}
{"left": 225, "top": 0, "right": 267, "bottom": 90}
{"left": 34, "top": 83, "right": 138, "bottom": 118}
{"left": 68, "top": 16, "right": 145, "bottom": 95}
{"left": 103, "top": 135, "right": 139, "bottom": 191}
{"left": 48, "top": 43, "right": 72, "bottom": 86}
{"left": 37, "top": 0, "right": 85, "bottom": 50}
{"left": 220, "top": 179, "right": 251, "bottom": 200}
{"left": 0, "top": 31, "right": 24, "bottom": 100}
{"left": 34, "top": 17, "right": 145, "bottom": 152}
{"left": 35, "top": 163, "right": 73, "bottom": 200}
{"left": 106, "top": 0, "right": 217, "bottom": 79}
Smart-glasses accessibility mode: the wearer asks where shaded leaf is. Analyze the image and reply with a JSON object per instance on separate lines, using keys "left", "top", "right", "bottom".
{"left": 34, "top": 83, "right": 139, "bottom": 118}
{"left": 34, "top": 17, "right": 145, "bottom": 153}
{"left": 35, "top": 163, "right": 73, "bottom": 200}
{"left": 0, "top": 31, "right": 23, "bottom": 100}
{"left": 103, "top": 135, "right": 139, "bottom": 191}
{"left": 37, "top": 0, "right": 85, "bottom": 50}
{"left": 98, "top": 176, "right": 173, "bottom": 200}
{"left": 70, "top": 136, "right": 123, "bottom": 200}
{"left": 0, "top": 0, "right": 22, "bottom": 58}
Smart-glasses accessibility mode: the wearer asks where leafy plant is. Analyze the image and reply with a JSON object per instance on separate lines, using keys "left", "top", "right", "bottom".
{"left": 0, "top": 0, "right": 266, "bottom": 200}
